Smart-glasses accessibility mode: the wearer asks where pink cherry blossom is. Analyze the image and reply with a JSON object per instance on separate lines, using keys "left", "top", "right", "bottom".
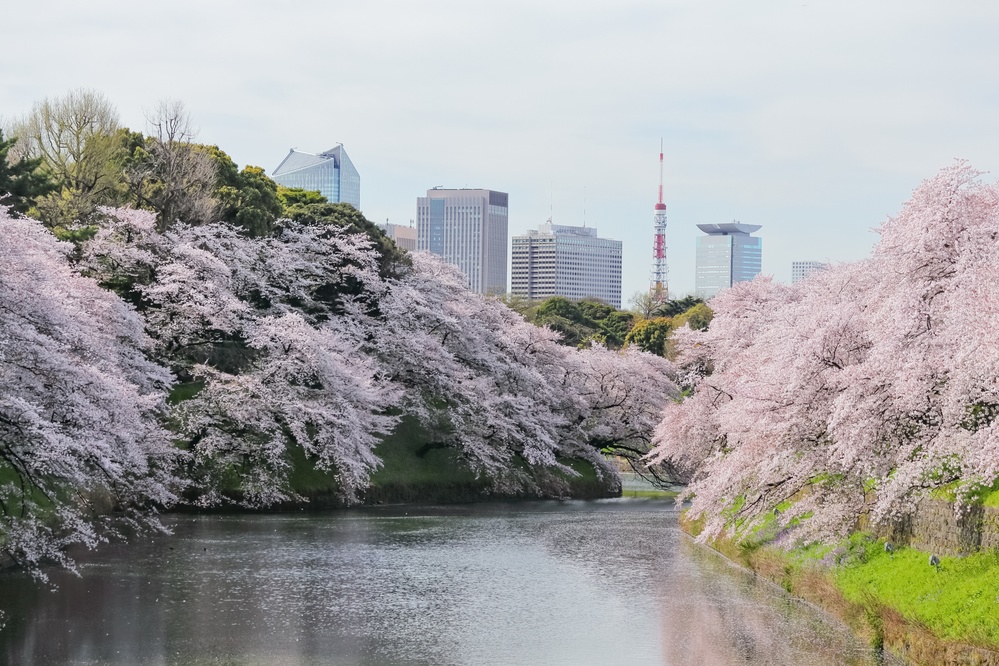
{"left": 649, "top": 162, "right": 999, "bottom": 544}
{"left": 1, "top": 208, "right": 180, "bottom": 577}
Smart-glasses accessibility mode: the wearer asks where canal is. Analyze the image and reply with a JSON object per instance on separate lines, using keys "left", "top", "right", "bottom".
{"left": 0, "top": 499, "right": 897, "bottom": 665}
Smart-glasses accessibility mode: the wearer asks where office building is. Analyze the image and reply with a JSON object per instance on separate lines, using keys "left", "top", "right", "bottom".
{"left": 416, "top": 188, "right": 508, "bottom": 295}
{"left": 791, "top": 260, "right": 829, "bottom": 284}
{"left": 380, "top": 222, "right": 417, "bottom": 252}
{"left": 271, "top": 145, "right": 360, "bottom": 209}
{"left": 511, "top": 222, "right": 623, "bottom": 308}
{"left": 694, "top": 222, "right": 763, "bottom": 299}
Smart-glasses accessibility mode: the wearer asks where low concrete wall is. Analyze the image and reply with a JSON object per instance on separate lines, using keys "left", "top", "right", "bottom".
{"left": 879, "top": 498, "right": 999, "bottom": 557}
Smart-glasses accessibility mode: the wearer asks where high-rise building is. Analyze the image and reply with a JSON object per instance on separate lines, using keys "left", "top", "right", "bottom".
{"left": 380, "top": 222, "right": 417, "bottom": 252}
{"left": 791, "top": 260, "right": 829, "bottom": 284}
{"left": 511, "top": 221, "right": 623, "bottom": 308}
{"left": 416, "top": 188, "right": 508, "bottom": 295}
{"left": 271, "top": 145, "right": 360, "bottom": 209}
{"left": 694, "top": 222, "right": 763, "bottom": 299}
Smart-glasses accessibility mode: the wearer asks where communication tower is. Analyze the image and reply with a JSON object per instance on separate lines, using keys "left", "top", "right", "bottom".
{"left": 650, "top": 141, "right": 668, "bottom": 304}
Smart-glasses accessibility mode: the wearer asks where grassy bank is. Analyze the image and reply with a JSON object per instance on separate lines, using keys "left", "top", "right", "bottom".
{"left": 288, "top": 415, "right": 619, "bottom": 507}
{"left": 618, "top": 471, "right": 679, "bottom": 500}
{"left": 832, "top": 541, "right": 999, "bottom": 647}
{"left": 167, "top": 380, "right": 620, "bottom": 508}
{"left": 620, "top": 488, "right": 679, "bottom": 499}
{"left": 680, "top": 514, "right": 999, "bottom": 665}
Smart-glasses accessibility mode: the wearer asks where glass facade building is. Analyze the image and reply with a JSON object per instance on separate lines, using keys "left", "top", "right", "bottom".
{"left": 416, "top": 189, "right": 508, "bottom": 295}
{"left": 694, "top": 222, "right": 763, "bottom": 299}
{"left": 271, "top": 145, "right": 360, "bottom": 209}
{"left": 511, "top": 222, "right": 623, "bottom": 308}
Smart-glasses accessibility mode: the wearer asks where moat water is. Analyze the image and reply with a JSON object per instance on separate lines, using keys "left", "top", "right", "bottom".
{"left": 0, "top": 499, "right": 898, "bottom": 665}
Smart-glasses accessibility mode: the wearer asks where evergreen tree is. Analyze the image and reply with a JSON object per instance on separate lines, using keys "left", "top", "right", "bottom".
{"left": 0, "top": 130, "right": 56, "bottom": 216}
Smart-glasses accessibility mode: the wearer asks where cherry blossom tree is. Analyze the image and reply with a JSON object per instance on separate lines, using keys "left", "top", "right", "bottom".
{"left": 649, "top": 162, "right": 999, "bottom": 544}
{"left": 83, "top": 205, "right": 680, "bottom": 506}
{"left": 367, "top": 253, "right": 680, "bottom": 492}
{"left": 366, "top": 253, "right": 581, "bottom": 483}
{"left": 178, "top": 312, "right": 402, "bottom": 506}
{"left": 573, "top": 343, "right": 681, "bottom": 483}
{"left": 0, "top": 208, "right": 180, "bottom": 577}
{"left": 83, "top": 208, "right": 399, "bottom": 506}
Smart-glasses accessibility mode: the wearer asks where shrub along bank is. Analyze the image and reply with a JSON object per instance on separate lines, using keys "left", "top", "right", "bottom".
{"left": 680, "top": 513, "right": 999, "bottom": 666}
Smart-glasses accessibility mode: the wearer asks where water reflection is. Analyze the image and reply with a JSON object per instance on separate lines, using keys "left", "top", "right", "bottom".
{"left": 0, "top": 500, "right": 893, "bottom": 665}
{"left": 657, "top": 539, "right": 897, "bottom": 665}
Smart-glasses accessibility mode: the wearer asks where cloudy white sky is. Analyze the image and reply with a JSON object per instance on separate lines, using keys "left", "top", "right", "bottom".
{"left": 5, "top": 0, "right": 999, "bottom": 300}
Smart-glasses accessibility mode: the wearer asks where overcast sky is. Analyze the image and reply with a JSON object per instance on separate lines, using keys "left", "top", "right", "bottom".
{"left": 5, "top": 0, "right": 999, "bottom": 300}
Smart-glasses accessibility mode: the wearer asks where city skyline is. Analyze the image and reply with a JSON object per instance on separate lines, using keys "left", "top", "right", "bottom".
{"left": 5, "top": 1, "right": 998, "bottom": 298}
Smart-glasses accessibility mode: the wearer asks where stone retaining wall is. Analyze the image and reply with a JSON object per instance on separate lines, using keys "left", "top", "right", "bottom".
{"left": 879, "top": 498, "right": 999, "bottom": 557}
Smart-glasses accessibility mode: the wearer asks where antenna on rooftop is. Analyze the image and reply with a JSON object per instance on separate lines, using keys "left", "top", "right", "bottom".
{"left": 549, "top": 179, "right": 554, "bottom": 224}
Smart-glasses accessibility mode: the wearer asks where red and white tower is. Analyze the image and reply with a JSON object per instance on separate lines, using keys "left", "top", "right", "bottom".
{"left": 650, "top": 140, "right": 668, "bottom": 305}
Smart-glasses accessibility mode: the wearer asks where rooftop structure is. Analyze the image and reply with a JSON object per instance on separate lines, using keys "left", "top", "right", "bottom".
{"left": 694, "top": 221, "right": 763, "bottom": 299}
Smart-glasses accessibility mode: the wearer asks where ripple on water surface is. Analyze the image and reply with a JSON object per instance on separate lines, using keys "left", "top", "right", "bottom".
{"left": 0, "top": 499, "right": 900, "bottom": 665}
